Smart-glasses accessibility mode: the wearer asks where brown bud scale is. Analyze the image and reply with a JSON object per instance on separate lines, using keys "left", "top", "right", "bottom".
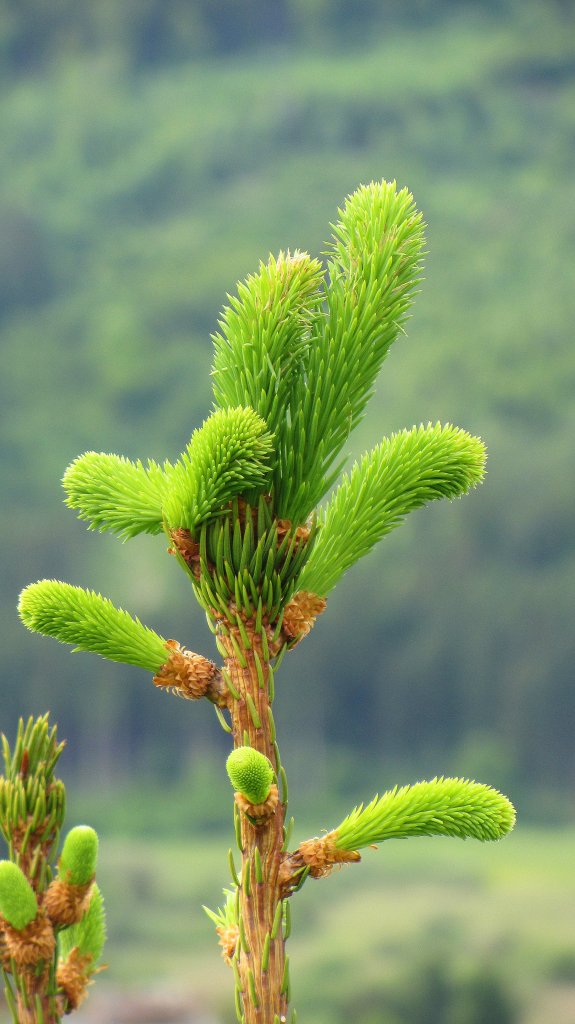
{"left": 44, "top": 877, "right": 94, "bottom": 927}
{"left": 1, "top": 911, "right": 55, "bottom": 968}
{"left": 154, "top": 640, "right": 217, "bottom": 700}
{"left": 57, "top": 947, "right": 93, "bottom": 1011}
{"left": 276, "top": 519, "right": 311, "bottom": 548}
{"left": 169, "top": 529, "right": 203, "bottom": 577}
{"left": 0, "top": 922, "right": 10, "bottom": 970}
{"left": 235, "top": 783, "right": 280, "bottom": 824}
{"left": 282, "top": 591, "right": 327, "bottom": 646}
{"left": 217, "top": 924, "right": 239, "bottom": 965}
{"left": 298, "top": 833, "right": 361, "bottom": 877}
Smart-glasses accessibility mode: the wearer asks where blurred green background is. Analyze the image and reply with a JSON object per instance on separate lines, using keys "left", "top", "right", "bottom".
{"left": 1, "top": 0, "right": 574, "bottom": 1021}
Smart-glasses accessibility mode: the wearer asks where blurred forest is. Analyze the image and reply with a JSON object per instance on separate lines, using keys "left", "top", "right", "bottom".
{"left": 1, "top": 0, "right": 574, "bottom": 825}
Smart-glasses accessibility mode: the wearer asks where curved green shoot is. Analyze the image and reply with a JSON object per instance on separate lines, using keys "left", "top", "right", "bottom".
{"left": 298, "top": 423, "right": 486, "bottom": 596}
{"left": 63, "top": 452, "right": 171, "bottom": 540}
{"left": 212, "top": 250, "right": 324, "bottom": 437}
{"left": 275, "top": 180, "right": 426, "bottom": 522}
{"left": 334, "top": 777, "right": 516, "bottom": 851}
{"left": 18, "top": 580, "right": 169, "bottom": 671}
{"left": 162, "top": 406, "right": 274, "bottom": 532}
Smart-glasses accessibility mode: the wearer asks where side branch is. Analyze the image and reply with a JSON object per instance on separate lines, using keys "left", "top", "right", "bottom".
{"left": 279, "top": 777, "right": 516, "bottom": 896}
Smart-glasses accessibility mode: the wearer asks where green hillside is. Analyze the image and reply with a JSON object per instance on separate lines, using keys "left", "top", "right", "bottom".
{"left": 1, "top": 2, "right": 574, "bottom": 808}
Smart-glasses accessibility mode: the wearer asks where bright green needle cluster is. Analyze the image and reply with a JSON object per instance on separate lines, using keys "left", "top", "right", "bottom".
{"left": 226, "top": 747, "right": 274, "bottom": 805}
{"left": 18, "top": 581, "right": 169, "bottom": 671}
{"left": 17, "top": 183, "right": 491, "bottom": 761}
{"left": 275, "top": 181, "right": 425, "bottom": 522}
{"left": 0, "top": 861, "right": 38, "bottom": 930}
{"left": 210, "top": 181, "right": 426, "bottom": 524}
{"left": 59, "top": 884, "right": 107, "bottom": 967}
{"left": 162, "top": 406, "right": 274, "bottom": 531}
{"left": 212, "top": 251, "right": 324, "bottom": 438}
{"left": 33, "top": 183, "right": 484, "bottom": 676}
{"left": 63, "top": 452, "right": 170, "bottom": 540}
{"left": 58, "top": 826, "right": 99, "bottom": 886}
{"left": 299, "top": 423, "right": 486, "bottom": 596}
{"left": 334, "top": 778, "right": 516, "bottom": 851}
{"left": 320, "top": 180, "right": 425, "bottom": 443}
{"left": 63, "top": 407, "right": 273, "bottom": 540}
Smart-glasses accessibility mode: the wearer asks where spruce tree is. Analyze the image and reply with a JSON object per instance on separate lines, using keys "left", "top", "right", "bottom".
{"left": 0, "top": 716, "right": 106, "bottom": 1023}
{"left": 15, "top": 181, "right": 514, "bottom": 1023}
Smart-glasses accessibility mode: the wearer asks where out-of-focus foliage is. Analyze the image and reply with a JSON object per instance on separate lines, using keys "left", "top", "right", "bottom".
{"left": 1, "top": 1, "right": 573, "bottom": 810}
{"left": 3, "top": 0, "right": 569, "bottom": 72}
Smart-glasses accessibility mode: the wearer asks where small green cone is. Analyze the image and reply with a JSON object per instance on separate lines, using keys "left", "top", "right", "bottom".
{"left": 0, "top": 861, "right": 39, "bottom": 931}
{"left": 59, "top": 826, "right": 99, "bottom": 886}
{"left": 226, "top": 748, "right": 274, "bottom": 805}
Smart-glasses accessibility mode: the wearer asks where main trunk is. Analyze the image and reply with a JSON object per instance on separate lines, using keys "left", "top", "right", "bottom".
{"left": 223, "top": 629, "right": 288, "bottom": 1024}
{"left": 14, "top": 968, "right": 61, "bottom": 1024}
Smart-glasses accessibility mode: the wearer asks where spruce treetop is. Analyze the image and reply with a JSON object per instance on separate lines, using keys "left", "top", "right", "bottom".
{"left": 19, "top": 179, "right": 485, "bottom": 672}
{"left": 14, "top": 179, "right": 512, "bottom": 1024}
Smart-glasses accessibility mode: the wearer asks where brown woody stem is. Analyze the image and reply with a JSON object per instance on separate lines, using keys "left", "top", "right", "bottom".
{"left": 222, "top": 623, "right": 288, "bottom": 1024}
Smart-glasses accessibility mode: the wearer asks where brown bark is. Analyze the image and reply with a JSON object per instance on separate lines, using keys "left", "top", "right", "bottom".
{"left": 16, "top": 988, "right": 61, "bottom": 1024}
{"left": 222, "top": 625, "right": 288, "bottom": 1024}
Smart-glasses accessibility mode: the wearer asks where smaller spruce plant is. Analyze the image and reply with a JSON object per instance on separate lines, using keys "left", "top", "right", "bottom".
{"left": 0, "top": 715, "right": 106, "bottom": 1023}
{"left": 17, "top": 181, "right": 515, "bottom": 1023}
